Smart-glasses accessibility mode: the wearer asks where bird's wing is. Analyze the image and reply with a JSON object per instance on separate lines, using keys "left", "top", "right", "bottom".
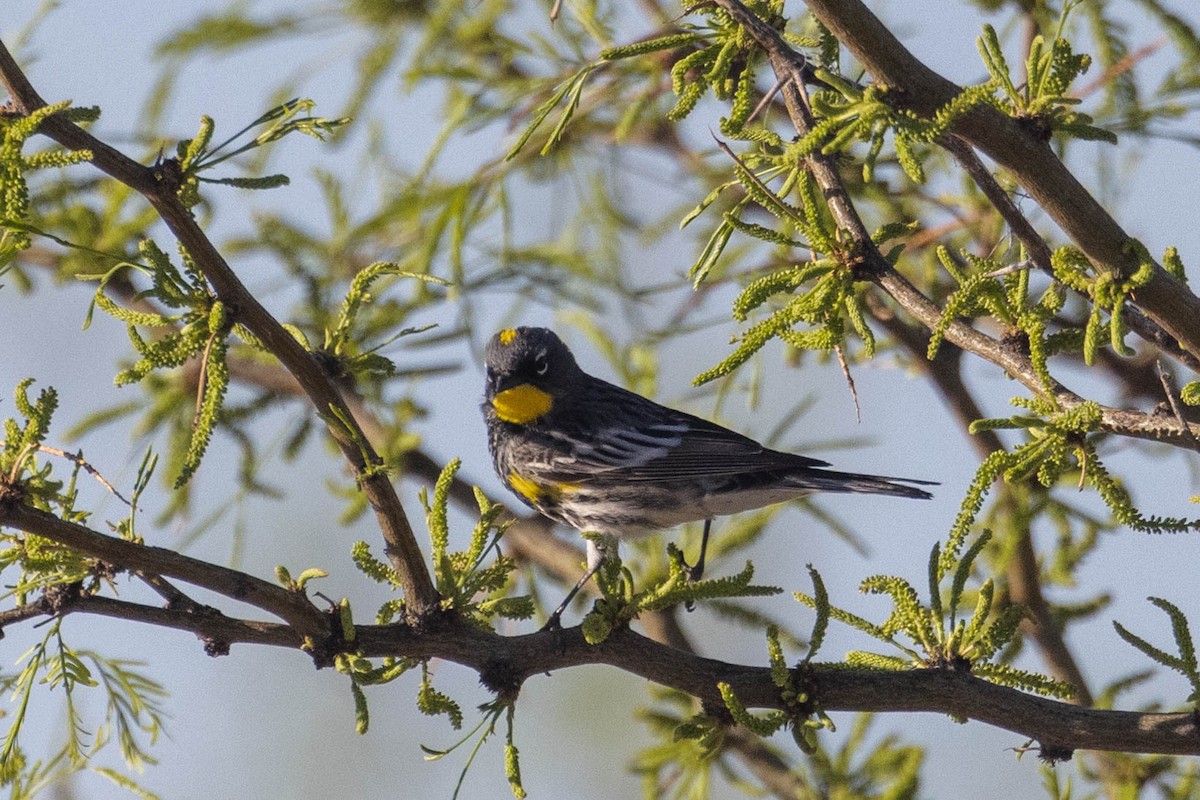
{"left": 544, "top": 400, "right": 830, "bottom": 483}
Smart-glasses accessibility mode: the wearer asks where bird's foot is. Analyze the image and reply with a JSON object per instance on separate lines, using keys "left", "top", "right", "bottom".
{"left": 682, "top": 559, "right": 704, "bottom": 612}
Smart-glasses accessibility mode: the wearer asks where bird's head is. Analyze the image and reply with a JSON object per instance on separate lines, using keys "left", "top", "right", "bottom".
{"left": 484, "top": 327, "right": 581, "bottom": 424}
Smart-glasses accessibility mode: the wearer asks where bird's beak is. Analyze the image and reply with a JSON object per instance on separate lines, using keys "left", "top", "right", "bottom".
{"left": 489, "top": 371, "right": 521, "bottom": 396}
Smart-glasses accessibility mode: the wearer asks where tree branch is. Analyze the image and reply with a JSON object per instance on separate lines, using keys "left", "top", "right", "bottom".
{"left": 0, "top": 39, "right": 439, "bottom": 616}
{"left": 869, "top": 306, "right": 1095, "bottom": 705}
{"left": 14, "top": 568, "right": 1200, "bottom": 758}
{"left": 353, "top": 622, "right": 1200, "bottom": 757}
{"left": 710, "top": 0, "right": 1200, "bottom": 453}
{"left": 937, "top": 133, "right": 1200, "bottom": 374}
{"left": 67, "top": 595, "right": 300, "bottom": 652}
{"left": 5, "top": 9, "right": 1197, "bottom": 782}
{"left": 0, "top": 498, "right": 328, "bottom": 639}
{"left": 798, "top": 0, "right": 1200, "bottom": 360}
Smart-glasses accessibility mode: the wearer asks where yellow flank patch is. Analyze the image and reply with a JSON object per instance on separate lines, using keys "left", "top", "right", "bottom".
{"left": 507, "top": 472, "right": 577, "bottom": 504}
{"left": 498, "top": 328, "right": 518, "bottom": 346}
{"left": 508, "top": 473, "right": 545, "bottom": 504}
{"left": 492, "top": 383, "right": 552, "bottom": 424}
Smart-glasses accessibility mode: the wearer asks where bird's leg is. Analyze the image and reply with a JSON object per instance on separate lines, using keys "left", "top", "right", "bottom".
{"left": 683, "top": 518, "right": 713, "bottom": 612}
{"left": 684, "top": 518, "right": 713, "bottom": 582}
{"left": 541, "top": 537, "right": 608, "bottom": 632}
{"left": 541, "top": 566, "right": 599, "bottom": 631}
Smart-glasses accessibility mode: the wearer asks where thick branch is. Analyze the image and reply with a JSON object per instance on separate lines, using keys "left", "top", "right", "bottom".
{"left": 68, "top": 595, "right": 300, "bottom": 650}
{"left": 0, "top": 40, "right": 439, "bottom": 615}
{"left": 799, "top": 0, "right": 1200, "bottom": 360}
{"left": 352, "top": 622, "right": 1200, "bottom": 756}
{"left": 0, "top": 499, "right": 327, "bottom": 637}
{"left": 18, "top": 587, "right": 1200, "bottom": 757}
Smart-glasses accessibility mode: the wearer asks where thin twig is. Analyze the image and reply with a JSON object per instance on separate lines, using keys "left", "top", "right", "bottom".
{"left": 1077, "top": 39, "right": 1165, "bottom": 99}
{"left": 0, "top": 442, "right": 131, "bottom": 505}
{"left": 833, "top": 343, "right": 862, "bottom": 422}
{"left": 137, "top": 573, "right": 201, "bottom": 610}
{"left": 192, "top": 331, "right": 217, "bottom": 431}
{"left": 745, "top": 75, "right": 788, "bottom": 125}
{"left": 1157, "top": 360, "right": 1200, "bottom": 452}
{"left": 982, "top": 259, "right": 1036, "bottom": 279}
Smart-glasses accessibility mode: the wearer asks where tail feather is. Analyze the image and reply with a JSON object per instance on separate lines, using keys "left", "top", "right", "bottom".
{"left": 787, "top": 469, "right": 936, "bottom": 500}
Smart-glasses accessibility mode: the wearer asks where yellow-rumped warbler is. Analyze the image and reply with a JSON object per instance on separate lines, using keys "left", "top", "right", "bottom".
{"left": 483, "top": 326, "right": 934, "bottom": 628}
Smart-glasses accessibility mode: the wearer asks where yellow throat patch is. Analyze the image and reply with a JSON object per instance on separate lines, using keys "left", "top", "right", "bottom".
{"left": 492, "top": 383, "right": 552, "bottom": 424}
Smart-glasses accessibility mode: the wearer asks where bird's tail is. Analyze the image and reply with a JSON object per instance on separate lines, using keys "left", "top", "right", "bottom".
{"left": 786, "top": 469, "right": 936, "bottom": 499}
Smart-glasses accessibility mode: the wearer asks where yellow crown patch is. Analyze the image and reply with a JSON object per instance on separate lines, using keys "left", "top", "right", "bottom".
{"left": 498, "top": 328, "right": 518, "bottom": 346}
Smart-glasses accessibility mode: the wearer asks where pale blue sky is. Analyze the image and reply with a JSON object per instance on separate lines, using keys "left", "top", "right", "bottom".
{"left": 3, "top": 2, "right": 1199, "bottom": 798}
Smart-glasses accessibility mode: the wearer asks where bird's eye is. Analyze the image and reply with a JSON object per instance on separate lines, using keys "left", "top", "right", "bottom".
{"left": 534, "top": 354, "right": 549, "bottom": 376}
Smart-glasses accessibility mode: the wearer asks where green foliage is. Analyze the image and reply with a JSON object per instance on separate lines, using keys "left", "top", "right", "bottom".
{"left": 7, "top": 0, "right": 1200, "bottom": 797}
{"left": 803, "top": 713, "right": 922, "bottom": 799}
{"left": 0, "top": 380, "right": 106, "bottom": 602}
{"left": 800, "top": 79, "right": 998, "bottom": 185}
{"left": 1, "top": 378, "right": 59, "bottom": 480}
{"left": 417, "top": 660, "right": 464, "bottom": 730}
{"left": 717, "top": 681, "right": 788, "bottom": 738}
{"left": 946, "top": 397, "right": 1200, "bottom": 585}
{"left": 333, "top": 649, "right": 416, "bottom": 721}
{"left": 421, "top": 700, "right": 525, "bottom": 800}
{"left": 663, "top": 0, "right": 1134, "bottom": 417}
{"left": 600, "top": 33, "right": 707, "bottom": 62}
{"left": 693, "top": 249, "right": 855, "bottom": 383}
{"left": 0, "top": 99, "right": 94, "bottom": 270}
{"left": 688, "top": 179, "right": 925, "bottom": 385}
{"left": 0, "top": 621, "right": 166, "bottom": 798}
{"left": 505, "top": 65, "right": 598, "bottom": 160}
{"left": 321, "top": 260, "right": 447, "bottom": 379}
{"left": 928, "top": 247, "right": 1065, "bottom": 392}
{"left": 1182, "top": 381, "right": 1200, "bottom": 407}
{"left": 173, "top": 99, "right": 349, "bottom": 207}
{"left": 1163, "top": 246, "right": 1188, "bottom": 283}
{"left": 1051, "top": 243, "right": 1156, "bottom": 365}
{"left": 83, "top": 238, "right": 233, "bottom": 488}
{"left": 801, "top": 565, "right": 829, "bottom": 665}
{"left": 621, "top": 1, "right": 790, "bottom": 129}
{"left": 799, "top": 530, "right": 1074, "bottom": 700}
{"left": 155, "top": 10, "right": 302, "bottom": 57}
{"left": 634, "top": 690, "right": 921, "bottom": 800}
{"left": 1114, "top": 597, "right": 1200, "bottom": 704}
{"left": 108, "top": 449, "right": 158, "bottom": 543}
{"left": 273, "top": 563, "right": 328, "bottom": 592}
{"left": 339, "top": 461, "right": 530, "bottom": 781}
{"left": 67, "top": 171, "right": 457, "bottom": 522}
{"left": 633, "top": 690, "right": 728, "bottom": 799}
{"left": 730, "top": 623, "right": 836, "bottom": 753}
{"left": 350, "top": 539, "right": 402, "bottom": 589}
{"left": 176, "top": 335, "right": 229, "bottom": 488}
{"left": 577, "top": 543, "right": 780, "bottom": 644}
{"left": 416, "top": 460, "right": 532, "bottom": 624}
{"left": 977, "top": 7, "right": 1116, "bottom": 143}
